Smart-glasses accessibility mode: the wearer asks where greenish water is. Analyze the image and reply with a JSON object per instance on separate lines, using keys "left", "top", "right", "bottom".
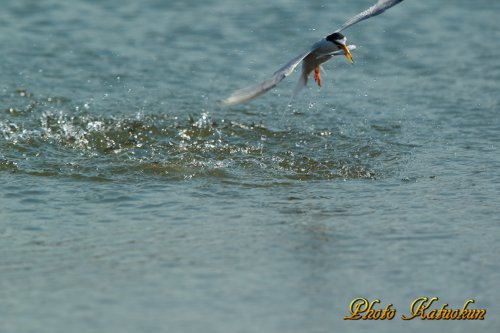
{"left": 1, "top": 0, "right": 499, "bottom": 332}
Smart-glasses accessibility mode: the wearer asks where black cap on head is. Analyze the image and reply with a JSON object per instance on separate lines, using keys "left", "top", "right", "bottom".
{"left": 326, "top": 32, "right": 345, "bottom": 43}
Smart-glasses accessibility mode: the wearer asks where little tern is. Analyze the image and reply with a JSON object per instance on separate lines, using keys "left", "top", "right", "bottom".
{"left": 222, "top": 0, "right": 405, "bottom": 106}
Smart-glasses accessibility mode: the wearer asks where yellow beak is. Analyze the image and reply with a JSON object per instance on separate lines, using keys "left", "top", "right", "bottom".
{"left": 340, "top": 44, "right": 354, "bottom": 64}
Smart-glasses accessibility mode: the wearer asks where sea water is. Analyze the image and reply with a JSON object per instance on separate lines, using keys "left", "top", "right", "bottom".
{"left": 1, "top": 0, "right": 499, "bottom": 332}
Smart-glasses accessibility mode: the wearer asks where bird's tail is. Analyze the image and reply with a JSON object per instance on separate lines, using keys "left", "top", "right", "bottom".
{"left": 293, "top": 51, "right": 322, "bottom": 98}
{"left": 293, "top": 68, "right": 309, "bottom": 97}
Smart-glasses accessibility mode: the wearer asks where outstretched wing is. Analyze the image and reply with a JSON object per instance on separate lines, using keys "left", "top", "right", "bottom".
{"left": 221, "top": 49, "right": 315, "bottom": 106}
{"left": 335, "top": 0, "right": 405, "bottom": 33}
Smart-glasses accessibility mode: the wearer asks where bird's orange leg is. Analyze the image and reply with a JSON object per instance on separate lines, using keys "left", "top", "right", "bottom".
{"left": 314, "top": 67, "right": 321, "bottom": 87}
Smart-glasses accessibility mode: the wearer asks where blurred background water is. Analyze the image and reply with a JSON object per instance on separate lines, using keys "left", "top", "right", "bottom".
{"left": 1, "top": 0, "right": 499, "bottom": 332}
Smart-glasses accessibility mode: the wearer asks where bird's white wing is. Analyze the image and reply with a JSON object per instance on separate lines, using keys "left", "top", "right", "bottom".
{"left": 221, "top": 49, "right": 315, "bottom": 106}
{"left": 335, "top": 0, "right": 405, "bottom": 33}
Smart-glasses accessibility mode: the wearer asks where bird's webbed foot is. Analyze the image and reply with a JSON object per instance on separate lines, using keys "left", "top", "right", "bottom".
{"left": 314, "top": 67, "right": 321, "bottom": 87}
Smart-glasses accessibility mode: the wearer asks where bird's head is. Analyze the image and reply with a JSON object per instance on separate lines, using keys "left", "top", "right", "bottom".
{"left": 326, "top": 32, "right": 353, "bottom": 64}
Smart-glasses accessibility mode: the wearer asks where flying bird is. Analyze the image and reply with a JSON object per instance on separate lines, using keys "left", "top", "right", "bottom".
{"left": 222, "top": 0, "right": 405, "bottom": 106}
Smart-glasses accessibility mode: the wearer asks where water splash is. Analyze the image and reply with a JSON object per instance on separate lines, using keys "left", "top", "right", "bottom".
{"left": 0, "top": 90, "right": 406, "bottom": 182}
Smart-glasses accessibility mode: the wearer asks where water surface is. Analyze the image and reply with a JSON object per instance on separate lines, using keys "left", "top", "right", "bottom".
{"left": 1, "top": 0, "right": 499, "bottom": 332}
